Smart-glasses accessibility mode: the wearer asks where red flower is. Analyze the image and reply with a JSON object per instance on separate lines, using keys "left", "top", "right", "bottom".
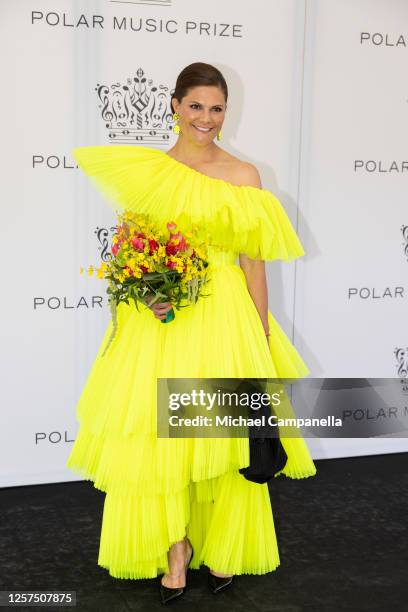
{"left": 166, "top": 231, "right": 188, "bottom": 256}
{"left": 112, "top": 242, "right": 120, "bottom": 256}
{"left": 166, "top": 243, "right": 179, "bottom": 256}
{"left": 167, "top": 221, "right": 177, "bottom": 232}
{"left": 140, "top": 264, "right": 149, "bottom": 273}
{"left": 148, "top": 239, "right": 159, "bottom": 254}
{"left": 166, "top": 260, "right": 177, "bottom": 269}
{"left": 171, "top": 231, "right": 188, "bottom": 252}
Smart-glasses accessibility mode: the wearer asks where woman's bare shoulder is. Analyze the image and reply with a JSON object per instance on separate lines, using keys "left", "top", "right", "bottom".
{"left": 216, "top": 149, "right": 262, "bottom": 188}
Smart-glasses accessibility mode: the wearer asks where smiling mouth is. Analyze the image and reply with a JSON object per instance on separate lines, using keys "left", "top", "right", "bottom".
{"left": 192, "top": 125, "right": 213, "bottom": 132}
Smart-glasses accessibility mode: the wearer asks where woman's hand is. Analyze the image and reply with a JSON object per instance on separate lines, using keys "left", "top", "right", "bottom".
{"left": 145, "top": 294, "right": 173, "bottom": 320}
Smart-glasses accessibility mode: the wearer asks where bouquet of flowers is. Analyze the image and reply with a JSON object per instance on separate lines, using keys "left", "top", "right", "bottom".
{"left": 81, "top": 211, "right": 211, "bottom": 356}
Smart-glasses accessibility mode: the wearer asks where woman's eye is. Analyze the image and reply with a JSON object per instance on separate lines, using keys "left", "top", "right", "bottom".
{"left": 189, "top": 104, "right": 223, "bottom": 111}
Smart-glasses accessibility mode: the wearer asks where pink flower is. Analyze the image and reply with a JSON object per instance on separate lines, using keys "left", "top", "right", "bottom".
{"left": 131, "top": 236, "right": 145, "bottom": 252}
{"left": 167, "top": 221, "right": 177, "bottom": 232}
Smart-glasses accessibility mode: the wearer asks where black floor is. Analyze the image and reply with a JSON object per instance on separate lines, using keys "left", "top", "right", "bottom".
{"left": 1, "top": 452, "right": 407, "bottom": 612}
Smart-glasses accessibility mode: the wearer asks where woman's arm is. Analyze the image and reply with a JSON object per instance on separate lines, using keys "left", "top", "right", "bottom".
{"left": 237, "top": 163, "right": 270, "bottom": 337}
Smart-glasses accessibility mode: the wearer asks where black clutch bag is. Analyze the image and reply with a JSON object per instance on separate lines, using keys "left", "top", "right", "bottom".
{"left": 237, "top": 379, "right": 288, "bottom": 484}
{"left": 239, "top": 436, "right": 288, "bottom": 484}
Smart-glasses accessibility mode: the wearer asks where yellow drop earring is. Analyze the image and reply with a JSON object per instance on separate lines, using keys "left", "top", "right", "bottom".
{"left": 217, "top": 130, "right": 222, "bottom": 141}
{"left": 172, "top": 112, "right": 181, "bottom": 135}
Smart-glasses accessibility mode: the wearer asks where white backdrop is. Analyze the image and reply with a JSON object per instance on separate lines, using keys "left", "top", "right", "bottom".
{"left": 294, "top": 0, "right": 408, "bottom": 459}
{"left": 1, "top": 0, "right": 407, "bottom": 487}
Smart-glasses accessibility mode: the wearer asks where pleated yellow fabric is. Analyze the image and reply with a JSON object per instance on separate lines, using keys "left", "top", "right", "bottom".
{"left": 67, "top": 145, "right": 316, "bottom": 579}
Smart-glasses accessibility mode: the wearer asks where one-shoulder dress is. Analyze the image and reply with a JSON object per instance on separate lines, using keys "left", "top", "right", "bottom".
{"left": 66, "top": 145, "right": 316, "bottom": 580}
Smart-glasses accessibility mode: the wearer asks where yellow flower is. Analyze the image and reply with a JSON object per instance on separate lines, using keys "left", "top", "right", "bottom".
{"left": 194, "top": 247, "right": 205, "bottom": 259}
{"left": 87, "top": 266, "right": 94, "bottom": 276}
{"left": 79, "top": 266, "right": 84, "bottom": 274}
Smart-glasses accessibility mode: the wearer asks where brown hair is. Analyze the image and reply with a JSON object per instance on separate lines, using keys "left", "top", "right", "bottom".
{"left": 171, "top": 62, "right": 228, "bottom": 113}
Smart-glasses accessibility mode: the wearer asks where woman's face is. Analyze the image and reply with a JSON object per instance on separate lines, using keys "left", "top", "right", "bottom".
{"left": 172, "top": 85, "right": 226, "bottom": 143}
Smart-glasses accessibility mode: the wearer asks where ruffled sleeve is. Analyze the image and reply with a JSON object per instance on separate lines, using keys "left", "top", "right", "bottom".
{"left": 72, "top": 145, "right": 305, "bottom": 262}
{"left": 207, "top": 185, "right": 305, "bottom": 262}
{"left": 72, "top": 145, "right": 164, "bottom": 213}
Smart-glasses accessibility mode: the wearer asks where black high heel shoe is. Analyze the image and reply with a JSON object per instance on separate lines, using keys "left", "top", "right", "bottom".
{"left": 208, "top": 571, "right": 234, "bottom": 593}
{"left": 159, "top": 540, "right": 194, "bottom": 605}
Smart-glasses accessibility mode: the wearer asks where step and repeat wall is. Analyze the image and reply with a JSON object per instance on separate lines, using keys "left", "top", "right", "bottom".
{"left": 1, "top": 0, "right": 407, "bottom": 487}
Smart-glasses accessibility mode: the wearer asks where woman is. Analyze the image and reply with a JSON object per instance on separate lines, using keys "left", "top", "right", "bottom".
{"left": 67, "top": 62, "right": 316, "bottom": 604}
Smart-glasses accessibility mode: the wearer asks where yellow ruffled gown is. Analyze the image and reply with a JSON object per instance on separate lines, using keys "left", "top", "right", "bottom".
{"left": 66, "top": 145, "right": 316, "bottom": 579}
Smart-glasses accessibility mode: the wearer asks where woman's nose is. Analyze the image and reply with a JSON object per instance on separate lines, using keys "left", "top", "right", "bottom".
{"left": 199, "top": 109, "right": 212, "bottom": 123}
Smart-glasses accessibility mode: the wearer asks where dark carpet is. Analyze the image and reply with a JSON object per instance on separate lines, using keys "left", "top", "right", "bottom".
{"left": 0, "top": 452, "right": 407, "bottom": 611}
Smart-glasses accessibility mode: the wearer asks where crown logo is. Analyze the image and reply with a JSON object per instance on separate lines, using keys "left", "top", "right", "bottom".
{"left": 95, "top": 226, "right": 117, "bottom": 262}
{"left": 395, "top": 347, "right": 408, "bottom": 377}
{"left": 401, "top": 225, "right": 408, "bottom": 260}
{"left": 96, "top": 67, "right": 175, "bottom": 145}
{"left": 394, "top": 347, "right": 408, "bottom": 395}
